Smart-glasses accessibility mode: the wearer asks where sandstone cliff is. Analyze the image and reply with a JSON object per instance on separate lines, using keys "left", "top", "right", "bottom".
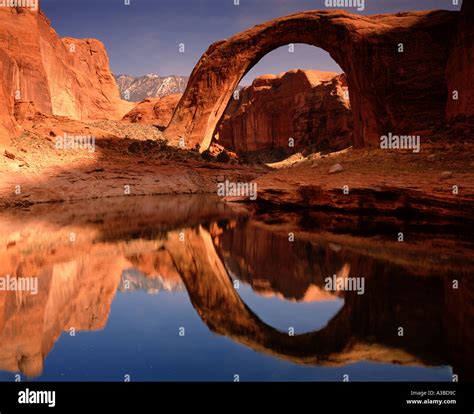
{"left": 0, "top": 7, "right": 132, "bottom": 149}
{"left": 216, "top": 70, "right": 352, "bottom": 153}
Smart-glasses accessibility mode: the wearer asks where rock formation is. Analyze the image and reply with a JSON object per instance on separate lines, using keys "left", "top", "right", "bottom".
{"left": 164, "top": 9, "right": 459, "bottom": 151}
{"left": 0, "top": 7, "right": 132, "bottom": 149}
{"left": 122, "top": 94, "right": 182, "bottom": 128}
{"left": 216, "top": 70, "right": 352, "bottom": 153}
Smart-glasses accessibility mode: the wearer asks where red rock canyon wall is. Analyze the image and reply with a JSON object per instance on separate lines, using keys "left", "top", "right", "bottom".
{"left": 216, "top": 70, "right": 352, "bottom": 153}
{"left": 122, "top": 94, "right": 182, "bottom": 128}
{"left": 0, "top": 7, "right": 131, "bottom": 149}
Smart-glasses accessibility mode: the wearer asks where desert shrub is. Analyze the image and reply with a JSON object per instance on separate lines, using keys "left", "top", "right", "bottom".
{"left": 201, "top": 150, "right": 213, "bottom": 161}
{"left": 216, "top": 151, "right": 230, "bottom": 163}
{"left": 128, "top": 141, "right": 141, "bottom": 154}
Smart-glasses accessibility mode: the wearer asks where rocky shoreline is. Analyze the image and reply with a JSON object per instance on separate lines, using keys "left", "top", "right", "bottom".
{"left": 2, "top": 140, "right": 473, "bottom": 221}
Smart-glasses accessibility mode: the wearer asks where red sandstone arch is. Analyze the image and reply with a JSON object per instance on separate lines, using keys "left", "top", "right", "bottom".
{"left": 164, "top": 9, "right": 457, "bottom": 151}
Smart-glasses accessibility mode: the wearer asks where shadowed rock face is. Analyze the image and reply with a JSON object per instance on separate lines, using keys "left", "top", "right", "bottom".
{"left": 164, "top": 9, "right": 458, "bottom": 151}
{"left": 216, "top": 70, "right": 352, "bottom": 154}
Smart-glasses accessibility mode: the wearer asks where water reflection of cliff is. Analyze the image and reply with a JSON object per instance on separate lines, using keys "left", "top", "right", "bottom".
{"left": 0, "top": 196, "right": 472, "bottom": 380}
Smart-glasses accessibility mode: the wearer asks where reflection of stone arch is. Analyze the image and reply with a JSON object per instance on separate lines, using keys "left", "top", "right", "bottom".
{"left": 164, "top": 10, "right": 457, "bottom": 152}
{"left": 167, "top": 227, "right": 445, "bottom": 368}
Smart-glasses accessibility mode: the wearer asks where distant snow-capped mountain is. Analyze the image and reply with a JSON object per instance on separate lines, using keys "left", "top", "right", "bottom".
{"left": 115, "top": 73, "right": 189, "bottom": 102}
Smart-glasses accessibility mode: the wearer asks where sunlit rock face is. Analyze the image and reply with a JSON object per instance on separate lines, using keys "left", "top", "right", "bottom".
{"left": 216, "top": 70, "right": 352, "bottom": 154}
{"left": 0, "top": 7, "right": 132, "bottom": 148}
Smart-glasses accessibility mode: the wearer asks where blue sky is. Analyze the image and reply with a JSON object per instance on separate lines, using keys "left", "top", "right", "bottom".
{"left": 41, "top": 0, "right": 462, "bottom": 84}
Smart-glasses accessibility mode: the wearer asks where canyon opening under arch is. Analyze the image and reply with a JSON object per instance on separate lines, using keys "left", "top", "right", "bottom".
{"left": 164, "top": 9, "right": 457, "bottom": 152}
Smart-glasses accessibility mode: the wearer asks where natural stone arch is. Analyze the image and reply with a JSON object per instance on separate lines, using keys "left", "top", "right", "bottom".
{"left": 164, "top": 9, "right": 457, "bottom": 151}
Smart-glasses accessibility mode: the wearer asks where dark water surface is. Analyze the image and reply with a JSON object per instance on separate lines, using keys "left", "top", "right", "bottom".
{"left": 0, "top": 195, "right": 472, "bottom": 381}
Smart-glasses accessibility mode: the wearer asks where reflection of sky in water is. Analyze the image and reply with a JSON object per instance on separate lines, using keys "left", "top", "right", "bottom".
{"left": 0, "top": 288, "right": 452, "bottom": 382}
{"left": 236, "top": 283, "right": 345, "bottom": 333}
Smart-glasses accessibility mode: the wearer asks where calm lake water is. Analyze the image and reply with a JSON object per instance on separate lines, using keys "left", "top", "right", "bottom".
{"left": 0, "top": 195, "right": 472, "bottom": 382}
